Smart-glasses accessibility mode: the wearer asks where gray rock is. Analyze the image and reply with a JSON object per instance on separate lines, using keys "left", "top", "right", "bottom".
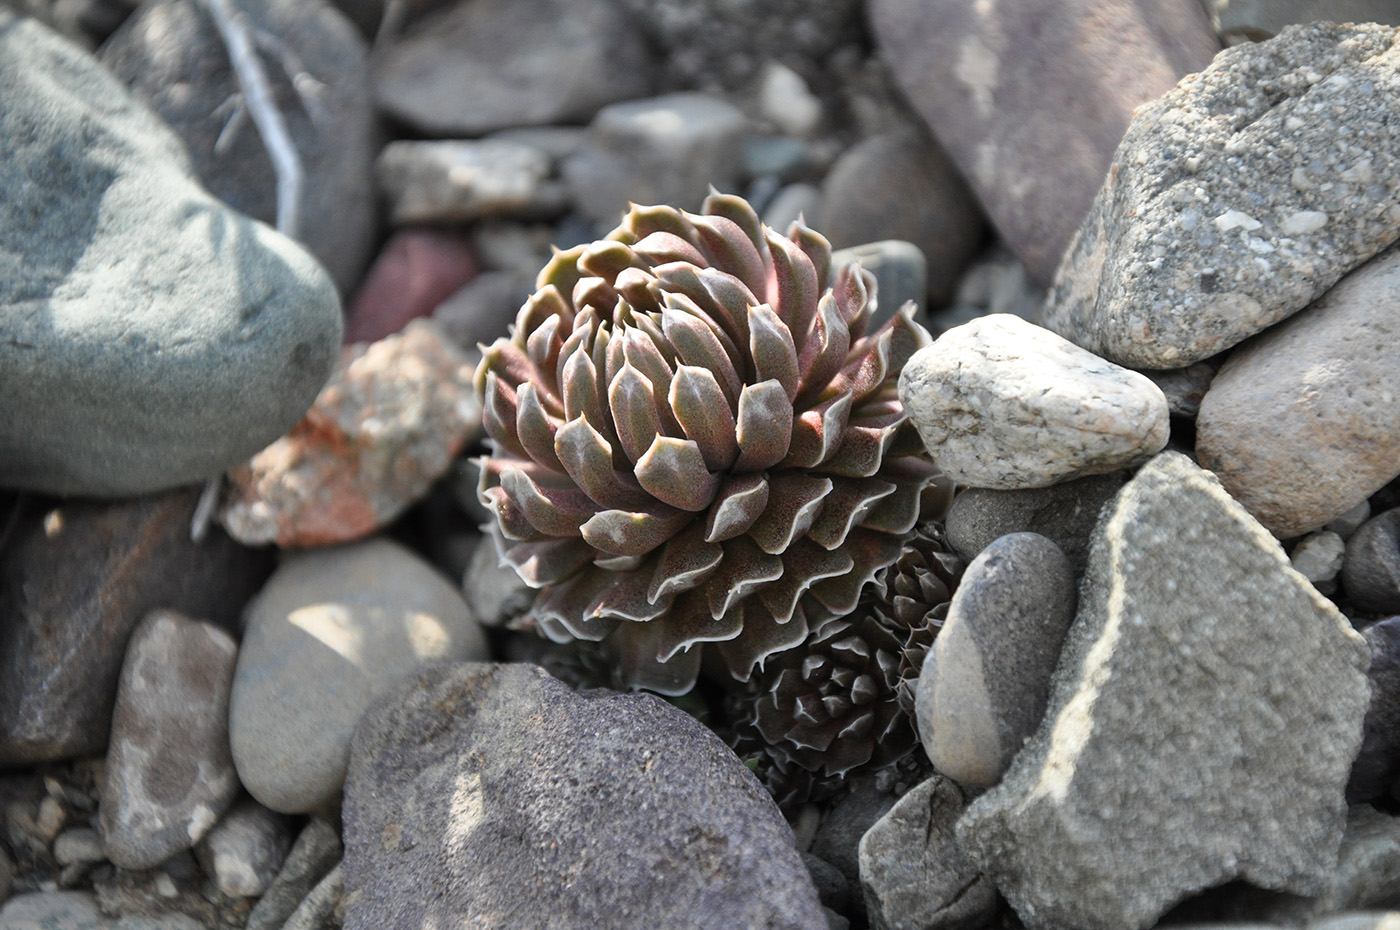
{"left": 1196, "top": 244, "right": 1400, "bottom": 537}
{"left": 0, "top": 489, "right": 272, "bottom": 766}
{"left": 372, "top": 0, "right": 656, "bottom": 135}
{"left": 1349, "top": 618, "right": 1400, "bottom": 802}
{"left": 802, "top": 852, "right": 850, "bottom": 915}
{"left": 1258, "top": 806, "right": 1400, "bottom": 922}
{"left": 0, "top": 890, "right": 204, "bottom": 929}
{"left": 859, "top": 776, "right": 997, "bottom": 930}
{"left": 100, "top": 610, "right": 240, "bottom": 870}
{"left": 342, "top": 662, "right": 827, "bottom": 930}
{"left": 810, "top": 778, "right": 899, "bottom": 927}
{"left": 431, "top": 270, "right": 532, "bottom": 356}
{"left": 817, "top": 130, "right": 985, "bottom": 307}
{"left": 1044, "top": 23, "right": 1400, "bottom": 369}
{"left": 376, "top": 139, "right": 558, "bottom": 225}
{"left": 1309, "top": 914, "right": 1400, "bottom": 930}
{"left": 244, "top": 816, "right": 342, "bottom": 930}
{"left": 899, "top": 314, "right": 1169, "bottom": 490}
{"left": 763, "top": 183, "right": 824, "bottom": 237}
{"left": 917, "top": 533, "right": 1076, "bottom": 788}
{"left": 1344, "top": 510, "right": 1400, "bottom": 614}
{"left": 460, "top": 534, "right": 535, "bottom": 628}
{"left": 1141, "top": 359, "right": 1221, "bottom": 419}
{"left": 99, "top": 0, "right": 377, "bottom": 294}
{"left": 944, "top": 472, "right": 1127, "bottom": 574}
{"left": 194, "top": 800, "right": 292, "bottom": 898}
{"left": 1202, "top": 0, "right": 1400, "bottom": 44}
{"left": 281, "top": 862, "right": 343, "bottom": 930}
{"left": 757, "top": 61, "right": 824, "bottom": 137}
{"left": 1290, "top": 531, "right": 1347, "bottom": 597}
{"left": 1330, "top": 501, "right": 1375, "bottom": 542}
{"left": 956, "top": 452, "right": 1372, "bottom": 930}
{"left": 870, "top": 0, "right": 1217, "bottom": 286}
{"left": 52, "top": 827, "right": 105, "bottom": 866}
{"left": 831, "top": 240, "right": 929, "bottom": 329}
{"left": 0, "top": 11, "right": 342, "bottom": 497}
{"left": 563, "top": 91, "right": 748, "bottom": 226}
{"left": 229, "top": 537, "right": 488, "bottom": 813}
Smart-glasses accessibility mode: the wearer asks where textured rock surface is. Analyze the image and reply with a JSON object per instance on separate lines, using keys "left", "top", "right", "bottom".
{"left": 869, "top": 0, "right": 1217, "bottom": 286}
{"left": 810, "top": 779, "right": 899, "bottom": 928}
{"left": 194, "top": 800, "right": 292, "bottom": 898}
{"left": 0, "top": 890, "right": 204, "bottom": 929}
{"left": 917, "top": 533, "right": 1076, "bottom": 787}
{"left": 1291, "top": 530, "right": 1347, "bottom": 596}
{"left": 831, "top": 240, "right": 928, "bottom": 328}
{"left": 244, "top": 817, "right": 342, "bottom": 930}
{"left": 1195, "top": 245, "right": 1400, "bottom": 538}
{"left": 99, "top": 0, "right": 378, "bottom": 294}
{"left": 957, "top": 452, "right": 1371, "bottom": 930}
{"left": 1043, "top": 23, "right": 1400, "bottom": 369}
{"left": 375, "top": 140, "right": 556, "bottom": 226}
{"left": 229, "top": 537, "right": 488, "bottom": 813}
{"left": 899, "top": 314, "right": 1168, "bottom": 489}
{"left": 220, "top": 320, "right": 482, "bottom": 547}
{"left": 1350, "top": 618, "right": 1400, "bottom": 802}
{"left": 858, "top": 775, "right": 997, "bottom": 930}
{"left": 1343, "top": 510, "right": 1400, "bottom": 614}
{"left": 101, "top": 610, "right": 240, "bottom": 870}
{"left": 344, "top": 230, "right": 478, "bottom": 345}
{"left": 342, "top": 662, "right": 827, "bottom": 930}
{"left": 1203, "top": 0, "right": 1400, "bottom": 44}
{"left": 0, "top": 10, "right": 343, "bottom": 497}
{"left": 0, "top": 490, "right": 271, "bottom": 766}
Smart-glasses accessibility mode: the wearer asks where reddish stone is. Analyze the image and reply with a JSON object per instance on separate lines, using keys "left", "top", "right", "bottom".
{"left": 344, "top": 229, "right": 478, "bottom": 344}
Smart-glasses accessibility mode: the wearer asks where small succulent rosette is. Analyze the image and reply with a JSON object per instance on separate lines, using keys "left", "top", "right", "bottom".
{"left": 475, "top": 192, "right": 936, "bottom": 694}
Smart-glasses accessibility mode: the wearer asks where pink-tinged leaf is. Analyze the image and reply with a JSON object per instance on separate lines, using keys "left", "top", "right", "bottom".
{"left": 561, "top": 341, "right": 606, "bottom": 434}
{"left": 481, "top": 484, "right": 548, "bottom": 542}
{"left": 501, "top": 466, "right": 597, "bottom": 537}
{"left": 614, "top": 267, "right": 662, "bottom": 314}
{"left": 785, "top": 218, "right": 831, "bottom": 294}
{"left": 580, "top": 504, "right": 691, "bottom": 556}
{"left": 612, "top": 621, "right": 703, "bottom": 695}
{"left": 517, "top": 283, "right": 574, "bottom": 339}
{"left": 474, "top": 339, "right": 533, "bottom": 399}
{"left": 794, "top": 293, "right": 852, "bottom": 409}
{"left": 702, "top": 188, "right": 769, "bottom": 258}
{"left": 535, "top": 244, "right": 586, "bottom": 297}
{"left": 695, "top": 266, "right": 759, "bottom": 350}
{"left": 708, "top": 535, "right": 783, "bottom": 619}
{"left": 634, "top": 436, "right": 720, "bottom": 512}
{"left": 532, "top": 568, "right": 612, "bottom": 633}
{"left": 882, "top": 302, "right": 933, "bottom": 372}
{"left": 858, "top": 480, "right": 923, "bottom": 536}
{"left": 633, "top": 230, "right": 709, "bottom": 268}
{"left": 692, "top": 214, "right": 769, "bottom": 299}
{"left": 749, "top": 304, "right": 799, "bottom": 402}
{"left": 578, "top": 239, "right": 643, "bottom": 280}
{"left": 757, "top": 538, "right": 854, "bottom": 624}
{"left": 516, "top": 382, "right": 564, "bottom": 472}
{"left": 783, "top": 391, "right": 853, "bottom": 470}
{"left": 807, "top": 527, "right": 904, "bottom": 615}
{"left": 617, "top": 203, "right": 701, "bottom": 250}
{"left": 662, "top": 302, "right": 742, "bottom": 408}
{"left": 608, "top": 361, "right": 662, "bottom": 465}
{"left": 622, "top": 330, "right": 683, "bottom": 437}
{"left": 554, "top": 416, "right": 650, "bottom": 510}
{"left": 497, "top": 536, "right": 595, "bottom": 587}
{"left": 594, "top": 551, "right": 645, "bottom": 571}
{"left": 653, "top": 590, "right": 744, "bottom": 662}
{"left": 572, "top": 275, "right": 617, "bottom": 315}
{"left": 524, "top": 316, "right": 564, "bottom": 407}
{"left": 733, "top": 380, "right": 793, "bottom": 472}
{"left": 669, "top": 365, "right": 739, "bottom": 471}
{"left": 766, "top": 228, "right": 820, "bottom": 354}
{"left": 704, "top": 472, "right": 770, "bottom": 542}
{"left": 831, "top": 262, "right": 874, "bottom": 344}
{"left": 850, "top": 398, "right": 904, "bottom": 430}
{"left": 822, "top": 424, "right": 897, "bottom": 478}
{"left": 807, "top": 476, "right": 896, "bottom": 548}
{"left": 481, "top": 372, "right": 528, "bottom": 458}
{"left": 648, "top": 521, "right": 724, "bottom": 603}
{"left": 586, "top": 564, "right": 670, "bottom": 623}
{"left": 747, "top": 472, "right": 833, "bottom": 555}
{"left": 716, "top": 602, "right": 811, "bottom": 682}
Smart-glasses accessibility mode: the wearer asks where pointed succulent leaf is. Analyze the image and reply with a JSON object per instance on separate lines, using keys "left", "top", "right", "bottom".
{"left": 580, "top": 503, "right": 691, "bottom": 557}
{"left": 586, "top": 565, "right": 670, "bottom": 623}
{"left": 474, "top": 339, "right": 534, "bottom": 401}
{"left": 885, "top": 302, "right": 933, "bottom": 371}
{"left": 572, "top": 274, "right": 618, "bottom": 315}
{"left": 669, "top": 365, "right": 739, "bottom": 471}
{"left": 613, "top": 266, "right": 662, "bottom": 314}
{"left": 632, "top": 230, "right": 709, "bottom": 268}
{"left": 716, "top": 603, "right": 812, "bottom": 682}
{"left": 554, "top": 416, "right": 650, "bottom": 510}
{"left": 518, "top": 283, "right": 574, "bottom": 340}
{"left": 608, "top": 361, "right": 662, "bottom": 465}
{"left": 651, "top": 262, "right": 751, "bottom": 352}
{"left": 733, "top": 380, "right": 793, "bottom": 472}
{"left": 481, "top": 371, "right": 528, "bottom": 459}
{"left": 612, "top": 620, "right": 704, "bottom": 696}
{"left": 702, "top": 188, "right": 769, "bottom": 260}
{"left": 757, "top": 538, "right": 855, "bottom": 624}
{"left": 709, "top": 535, "right": 784, "bottom": 619}
{"left": 822, "top": 424, "right": 898, "bottom": 478}
{"left": 704, "top": 472, "right": 770, "bottom": 542}
{"left": 533, "top": 569, "right": 612, "bottom": 632}
{"left": 516, "top": 382, "right": 564, "bottom": 472}
{"left": 806, "top": 476, "right": 897, "bottom": 549}
{"left": 662, "top": 301, "right": 742, "bottom": 407}
{"left": 651, "top": 589, "right": 744, "bottom": 662}
{"left": 480, "top": 484, "right": 548, "bottom": 542}
{"left": 524, "top": 315, "right": 565, "bottom": 405}
{"left": 749, "top": 304, "right": 799, "bottom": 402}
{"left": 497, "top": 536, "right": 596, "bottom": 587}
{"left": 648, "top": 521, "right": 725, "bottom": 603}
{"left": 747, "top": 473, "right": 833, "bottom": 555}
{"left": 794, "top": 293, "right": 852, "bottom": 410}
{"left": 783, "top": 392, "right": 853, "bottom": 470}
{"left": 697, "top": 267, "right": 759, "bottom": 350}
{"left": 785, "top": 217, "right": 831, "bottom": 295}
{"left": 634, "top": 435, "right": 719, "bottom": 512}
{"left": 691, "top": 214, "right": 769, "bottom": 299}
{"left": 617, "top": 202, "right": 701, "bottom": 250}
{"left": 500, "top": 466, "right": 597, "bottom": 537}
{"left": 808, "top": 528, "right": 905, "bottom": 616}
{"left": 857, "top": 480, "right": 924, "bottom": 536}
{"left": 765, "top": 227, "right": 820, "bottom": 354}
{"left": 831, "top": 263, "right": 874, "bottom": 344}
{"left": 831, "top": 329, "right": 891, "bottom": 407}
{"left": 535, "top": 244, "right": 586, "bottom": 295}
{"left": 561, "top": 339, "right": 612, "bottom": 438}
{"left": 579, "top": 239, "right": 644, "bottom": 279}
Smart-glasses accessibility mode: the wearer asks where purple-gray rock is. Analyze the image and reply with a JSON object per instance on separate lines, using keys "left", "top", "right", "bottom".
{"left": 100, "top": 610, "right": 240, "bottom": 870}
{"left": 810, "top": 778, "right": 898, "bottom": 928}
{"left": 1343, "top": 510, "right": 1400, "bottom": 616}
{"left": 244, "top": 817, "right": 343, "bottom": 930}
{"left": 342, "top": 662, "right": 827, "bottom": 930}
{"left": 194, "top": 800, "right": 293, "bottom": 898}
{"left": 1349, "top": 617, "right": 1400, "bottom": 802}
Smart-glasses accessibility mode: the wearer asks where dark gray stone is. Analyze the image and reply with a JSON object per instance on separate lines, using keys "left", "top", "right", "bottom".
{"left": 0, "top": 11, "right": 343, "bottom": 498}
{"left": 1344, "top": 509, "right": 1400, "bottom": 615}
{"left": 917, "top": 532, "right": 1076, "bottom": 788}
{"left": 1349, "top": 617, "right": 1400, "bottom": 802}
{"left": 801, "top": 852, "right": 850, "bottom": 915}
{"left": 245, "top": 817, "right": 342, "bottom": 930}
{"left": 1203, "top": 0, "right": 1400, "bottom": 44}
{"left": 342, "top": 662, "right": 827, "bottom": 930}
{"left": 810, "top": 778, "right": 898, "bottom": 928}
{"left": 831, "top": 240, "right": 929, "bottom": 329}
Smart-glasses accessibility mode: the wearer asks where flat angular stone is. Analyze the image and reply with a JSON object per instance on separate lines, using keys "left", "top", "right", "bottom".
{"left": 898, "top": 314, "right": 1168, "bottom": 490}
{"left": 1044, "top": 23, "right": 1400, "bottom": 369}
{"left": 956, "top": 452, "right": 1371, "bottom": 930}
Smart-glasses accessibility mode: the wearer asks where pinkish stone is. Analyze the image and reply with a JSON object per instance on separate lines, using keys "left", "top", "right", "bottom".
{"left": 344, "top": 229, "right": 478, "bottom": 344}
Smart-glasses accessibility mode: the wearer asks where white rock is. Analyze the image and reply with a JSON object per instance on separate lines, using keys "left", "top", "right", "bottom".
{"left": 376, "top": 140, "right": 553, "bottom": 225}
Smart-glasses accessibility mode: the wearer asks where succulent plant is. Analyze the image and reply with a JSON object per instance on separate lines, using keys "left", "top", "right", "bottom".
{"left": 475, "top": 192, "right": 936, "bottom": 694}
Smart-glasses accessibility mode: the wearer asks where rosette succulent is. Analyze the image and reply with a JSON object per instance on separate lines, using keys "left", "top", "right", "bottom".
{"left": 475, "top": 192, "right": 936, "bottom": 694}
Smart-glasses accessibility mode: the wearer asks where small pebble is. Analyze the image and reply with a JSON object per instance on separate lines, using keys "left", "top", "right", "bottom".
{"left": 52, "top": 828, "right": 105, "bottom": 867}
{"left": 195, "top": 800, "right": 292, "bottom": 899}
{"left": 1291, "top": 531, "right": 1347, "bottom": 596}
{"left": 1343, "top": 509, "right": 1400, "bottom": 614}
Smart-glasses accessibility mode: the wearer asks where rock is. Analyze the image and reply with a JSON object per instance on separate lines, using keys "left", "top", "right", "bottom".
{"left": 219, "top": 320, "right": 482, "bottom": 548}
{"left": 1195, "top": 245, "right": 1400, "bottom": 538}
{"left": 194, "top": 800, "right": 292, "bottom": 898}
{"left": 944, "top": 472, "right": 1127, "bottom": 574}
{"left": 931, "top": 244, "right": 1044, "bottom": 336}
{"left": 431, "top": 270, "right": 532, "bottom": 356}
{"left": 98, "top": 0, "right": 377, "bottom": 295}
{"left": 1290, "top": 531, "right": 1347, "bottom": 597}
{"left": 757, "top": 62, "right": 823, "bottom": 137}
{"left": 831, "top": 240, "right": 928, "bottom": 329}
{"left": 898, "top": 314, "right": 1169, "bottom": 490}
{"left": 917, "top": 533, "right": 1077, "bottom": 788}
{"left": 1043, "top": 23, "right": 1400, "bottom": 369}
{"left": 1310, "top": 914, "right": 1400, "bottom": 930}
{"left": 372, "top": 0, "right": 656, "bottom": 135}
{"left": 229, "top": 536, "right": 488, "bottom": 813}
{"left": 344, "top": 230, "right": 478, "bottom": 346}
{"left": 1202, "top": 0, "right": 1400, "bottom": 44}
{"left": 281, "top": 863, "right": 343, "bottom": 930}
{"left": 563, "top": 91, "right": 748, "bottom": 225}
{"left": 870, "top": 0, "right": 1217, "bottom": 287}
{"left": 1343, "top": 510, "right": 1400, "bottom": 615}
{"left": 1331, "top": 501, "right": 1375, "bottom": 541}
{"left": 801, "top": 853, "right": 850, "bottom": 915}
{"left": 0, "top": 489, "right": 272, "bottom": 766}
{"left": 0, "top": 890, "right": 204, "bottom": 929}
{"left": 956, "top": 452, "right": 1371, "bottom": 930}
{"left": 1141, "top": 359, "right": 1221, "bottom": 419}
{"left": 460, "top": 535, "right": 534, "bottom": 628}
{"left": 375, "top": 140, "right": 559, "bottom": 226}
{"left": 1252, "top": 806, "right": 1400, "bottom": 923}
{"left": 0, "top": 10, "right": 343, "bottom": 497}
{"left": 1349, "top": 618, "right": 1400, "bottom": 802}
{"left": 858, "top": 776, "right": 998, "bottom": 930}
{"left": 763, "top": 183, "right": 824, "bottom": 235}
{"left": 818, "top": 130, "right": 985, "bottom": 307}
{"left": 52, "top": 828, "right": 105, "bottom": 866}
{"left": 342, "top": 662, "right": 827, "bottom": 930}
{"left": 810, "top": 778, "right": 898, "bottom": 927}
{"left": 100, "top": 610, "right": 240, "bottom": 871}
{"left": 245, "top": 817, "right": 343, "bottom": 930}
